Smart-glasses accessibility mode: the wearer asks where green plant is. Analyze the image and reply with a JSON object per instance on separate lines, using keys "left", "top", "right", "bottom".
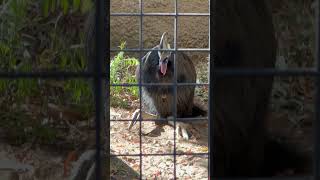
{"left": 0, "top": 0, "right": 38, "bottom": 99}
{"left": 1, "top": 0, "right": 155, "bottom": 111}
{"left": 0, "top": 0, "right": 94, "bottom": 103}
{"left": 0, "top": 0, "right": 98, "bottom": 146}
{"left": 110, "top": 42, "right": 139, "bottom": 108}
{"left": 15, "top": 63, "right": 39, "bottom": 99}
{"left": 0, "top": 109, "right": 58, "bottom": 145}
{"left": 41, "top": 0, "right": 93, "bottom": 16}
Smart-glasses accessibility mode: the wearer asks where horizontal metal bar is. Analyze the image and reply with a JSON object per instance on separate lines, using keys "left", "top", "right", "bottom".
{"left": 111, "top": 152, "right": 208, "bottom": 157}
{"left": 0, "top": 68, "right": 319, "bottom": 79}
{"left": 110, "top": 48, "right": 210, "bottom": 52}
{"left": 213, "top": 68, "right": 319, "bottom": 77}
{"left": 216, "top": 177, "right": 312, "bottom": 180}
{"left": 110, "top": 117, "right": 208, "bottom": 122}
{"left": 110, "top": 83, "right": 209, "bottom": 87}
{"left": 0, "top": 72, "right": 93, "bottom": 79}
{"left": 111, "top": 12, "right": 210, "bottom": 17}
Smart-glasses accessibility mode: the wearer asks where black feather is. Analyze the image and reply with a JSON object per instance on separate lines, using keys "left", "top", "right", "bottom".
{"left": 137, "top": 45, "right": 198, "bottom": 119}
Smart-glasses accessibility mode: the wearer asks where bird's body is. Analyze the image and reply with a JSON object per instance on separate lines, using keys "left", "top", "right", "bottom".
{"left": 136, "top": 45, "right": 196, "bottom": 119}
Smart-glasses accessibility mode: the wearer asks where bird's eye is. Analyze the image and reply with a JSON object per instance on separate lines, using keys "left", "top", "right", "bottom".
{"left": 164, "top": 57, "right": 168, "bottom": 63}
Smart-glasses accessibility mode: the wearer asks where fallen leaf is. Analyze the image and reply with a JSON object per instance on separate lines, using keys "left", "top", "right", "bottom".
{"left": 63, "top": 150, "right": 78, "bottom": 177}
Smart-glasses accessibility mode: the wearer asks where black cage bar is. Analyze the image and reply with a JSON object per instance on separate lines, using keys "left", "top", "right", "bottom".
{"left": 315, "top": 0, "right": 320, "bottom": 179}
{"left": 0, "top": 0, "right": 319, "bottom": 179}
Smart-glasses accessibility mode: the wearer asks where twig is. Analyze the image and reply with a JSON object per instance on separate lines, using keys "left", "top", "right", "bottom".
{"left": 64, "top": 117, "right": 86, "bottom": 137}
{"left": 54, "top": 12, "right": 63, "bottom": 30}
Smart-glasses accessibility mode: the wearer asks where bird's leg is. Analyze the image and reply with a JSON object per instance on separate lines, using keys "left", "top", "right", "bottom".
{"left": 167, "top": 116, "right": 190, "bottom": 140}
{"left": 128, "top": 108, "right": 141, "bottom": 130}
{"left": 128, "top": 109, "right": 158, "bottom": 130}
{"left": 154, "top": 116, "right": 168, "bottom": 126}
{"left": 129, "top": 110, "right": 190, "bottom": 140}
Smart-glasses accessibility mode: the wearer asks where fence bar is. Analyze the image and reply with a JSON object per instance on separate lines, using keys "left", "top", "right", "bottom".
{"left": 215, "top": 178, "right": 313, "bottom": 180}
{"left": 110, "top": 152, "right": 208, "bottom": 157}
{"left": 111, "top": 12, "right": 210, "bottom": 17}
{"left": 110, "top": 48, "right": 210, "bottom": 52}
{"left": 138, "top": 0, "right": 143, "bottom": 179}
{"left": 1, "top": 68, "right": 319, "bottom": 79}
{"left": 111, "top": 117, "right": 208, "bottom": 122}
{"left": 209, "top": 0, "right": 216, "bottom": 177}
{"left": 208, "top": 0, "right": 213, "bottom": 178}
{"left": 315, "top": 0, "right": 320, "bottom": 179}
{"left": 0, "top": 72, "right": 92, "bottom": 78}
{"left": 95, "top": 0, "right": 109, "bottom": 179}
{"left": 110, "top": 82, "right": 209, "bottom": 87}
{"left": 173, "top": 1, "right": 178, "bottom": 178}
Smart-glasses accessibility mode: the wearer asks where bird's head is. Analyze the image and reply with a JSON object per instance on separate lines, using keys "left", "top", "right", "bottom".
{"left": 158, "top": 32, "right": 172, "bottom": 76}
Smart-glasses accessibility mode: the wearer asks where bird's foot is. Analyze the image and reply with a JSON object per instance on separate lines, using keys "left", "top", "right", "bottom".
{"left": 167, "top": 116, "right": 190, "bottom": 140}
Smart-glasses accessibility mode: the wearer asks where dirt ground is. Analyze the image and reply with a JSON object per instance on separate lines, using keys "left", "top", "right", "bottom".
{"left": 110, "top": 0, "right": 209, "bottom": 61}
{"left": 110, "top": 0, "right": 209, "bottom": 47}
{"left": 110, "top": 107, "right": 209, "bottom": 179}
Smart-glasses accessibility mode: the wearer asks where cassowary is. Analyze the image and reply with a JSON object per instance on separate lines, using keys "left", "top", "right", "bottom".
{"left": 128, "top": 32, "right": 205, "bottom": 139}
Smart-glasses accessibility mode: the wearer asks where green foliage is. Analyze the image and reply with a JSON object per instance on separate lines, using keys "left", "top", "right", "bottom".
{"left": 15, "top": 63, "right": 39, "bottom": 99}
{"left": 0, "top": 0, "right": 38, "bottom": 99}
{"left": 110, "top": 42, "right": 139, "bottom": 108}
{"left": 32, "top": 125, "right": 57, "bottom": 144}
{"left": 0, "top": 80, "right": 9, "bottom": 92}
{"left": 64, "top": 79, "right": 93, "bottom": 114}
{"left": 41, "top": 0, "right": 93, "bottom": 16}
{"left": 0, "top": 0, "right": 93, "bottom": 104}
{"left": 9, "top": 0, "right": 28, "bottom": 22}
{"left": 73, "top": 0, "right": 81, "bottom": 11}
{"left": 0, "top": 0, "right": 141, "bottom": 144}
{"left": 0, "top": 0, "right": 95, "bottom": 144}
{"left": 0, "top": 109, "right": 57, "bottom": 145}
{"left": 0, "top": 0, "right": 29, "bottom": 69}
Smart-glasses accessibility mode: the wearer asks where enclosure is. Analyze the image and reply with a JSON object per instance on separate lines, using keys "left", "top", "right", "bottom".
{"left": 0, "top": 0, "right": 318, "bottom": 179}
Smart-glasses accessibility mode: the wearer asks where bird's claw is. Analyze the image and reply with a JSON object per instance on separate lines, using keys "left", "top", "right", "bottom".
{"left": 128, "top": 108, "right": 141, "bottom": 130}
{"left": 129, "top": 112, "right": 190, "bottom": 140}
{"left": 167, "top": 116, "right": 190, "bottom": 140}
{"left": 128, "top": 109, "right": 158, "bottom": 130}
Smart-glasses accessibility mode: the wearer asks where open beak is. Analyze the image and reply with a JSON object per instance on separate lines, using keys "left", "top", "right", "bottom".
{"left": 159, "top": 61, "right": 167, "bottom": 75}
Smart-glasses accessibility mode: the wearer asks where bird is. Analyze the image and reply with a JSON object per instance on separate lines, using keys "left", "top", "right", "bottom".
{"left": 128, "top": 32, "right": 204, "bottom": 140}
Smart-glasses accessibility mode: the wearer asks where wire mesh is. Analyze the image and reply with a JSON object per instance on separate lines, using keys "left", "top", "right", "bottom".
{"left": 110, "top": 0, "right": 211, "bottom": 179}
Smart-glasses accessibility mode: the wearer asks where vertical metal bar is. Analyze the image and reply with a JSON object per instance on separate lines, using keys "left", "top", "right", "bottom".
{"left": 315, "top": 0, "right": 320, "bottom": 179}
{"left": 209, "top": 0, "right": 215, "bottom": 178}
{"left": 207, "top": 0, "right": 211, "bottom": 178}
{"left": 95, "top": 0, "right": 109, "bottom": 179}
{"left": 173, "top": 0, "right": 178, "bottom": 179}
{"left": 105, "top": 1, "right": 110, "bottom": 179}
{"left": 139, "top": 0, "right": 143, "bottom": 179}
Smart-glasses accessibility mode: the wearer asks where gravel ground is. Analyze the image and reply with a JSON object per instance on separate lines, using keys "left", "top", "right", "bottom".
{"left": 110, "top": 107, "right": 209, "bottom": 179}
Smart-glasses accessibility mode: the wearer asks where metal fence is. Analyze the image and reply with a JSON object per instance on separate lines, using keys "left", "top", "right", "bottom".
{"left": 98, "top": 0, "right": 320, "bottom": 179}
{"left": 110, "top": 0, "right": 210, "bottom": 179}
{"left": 1, "top": 0, "right": 319, "bottom": 179}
